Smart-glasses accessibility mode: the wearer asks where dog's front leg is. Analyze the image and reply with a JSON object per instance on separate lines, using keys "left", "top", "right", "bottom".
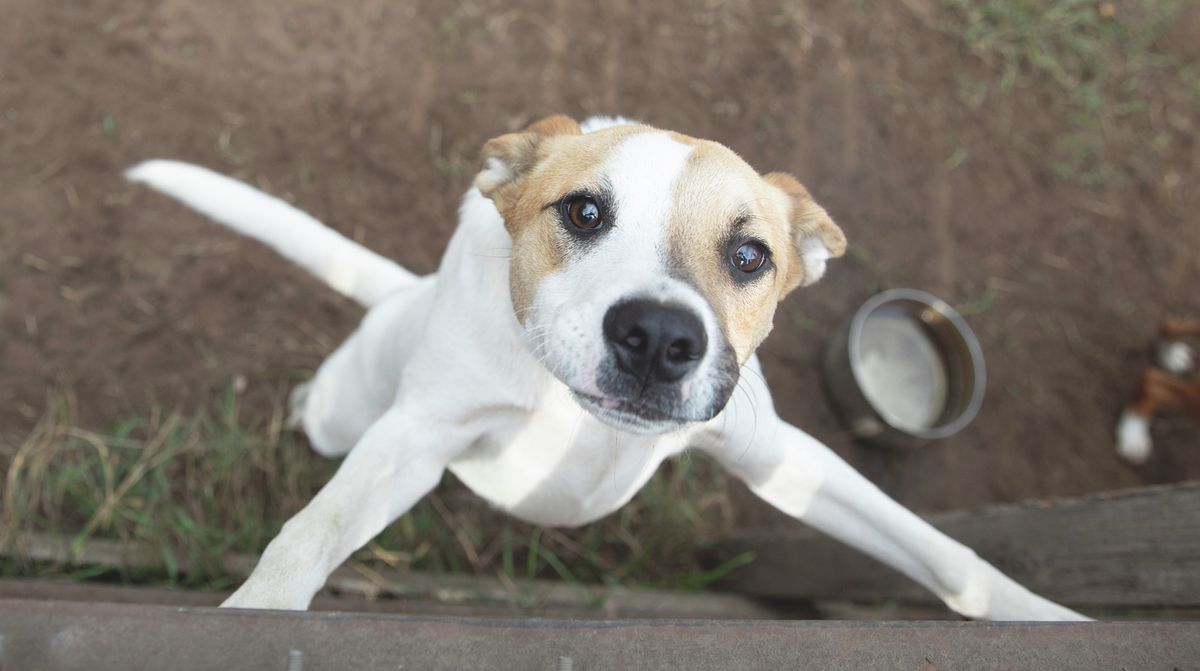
{"left": 222, "top": 408, "right": 464, "bottom": 610}
{"left": 711, "top": 420, "right": 1088, "bottom": 620}
{"left": 699, "top": 363, "right": 1088, "bottom": 621}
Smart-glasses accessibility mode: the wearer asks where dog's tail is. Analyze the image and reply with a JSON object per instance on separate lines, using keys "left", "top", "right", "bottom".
{"left": 126, "top": 160, "right": 418, "bottom": 307}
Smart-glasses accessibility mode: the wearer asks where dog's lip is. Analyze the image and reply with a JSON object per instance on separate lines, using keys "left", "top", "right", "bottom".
{"left": 572, "top": 391, "right": 686, "bottom": 429}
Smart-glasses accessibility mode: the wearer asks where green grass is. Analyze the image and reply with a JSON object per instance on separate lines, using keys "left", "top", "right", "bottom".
{"left": 944, "top": 0, "right": 1194, "bottom": 186}
{"left": 1, "top": 387, "right": 739, "bottom": 593}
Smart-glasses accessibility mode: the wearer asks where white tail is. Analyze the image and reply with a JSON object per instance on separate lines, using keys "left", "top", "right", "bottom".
{"left": 126, "top": 160, "right": 418, "bottom": 307}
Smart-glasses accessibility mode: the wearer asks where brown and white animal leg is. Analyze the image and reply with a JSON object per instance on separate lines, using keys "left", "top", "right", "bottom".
{"left": 1117, "top": 367, "right": 1200, "bottom": 464}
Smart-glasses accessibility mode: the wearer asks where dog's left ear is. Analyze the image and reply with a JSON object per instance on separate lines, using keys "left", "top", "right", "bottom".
{"left": 763, "top": 172, "right": 847, "bottom": 292}
{"left": 475, "top": 115, "right": 582, "bottom": 212}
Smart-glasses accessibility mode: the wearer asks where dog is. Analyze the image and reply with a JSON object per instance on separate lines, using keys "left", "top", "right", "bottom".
{"left": 1116, "top": 318, "right": 1199, "bottom": 464}
{"left": 127, "top": 115, "right": 1086, "bottom": 620}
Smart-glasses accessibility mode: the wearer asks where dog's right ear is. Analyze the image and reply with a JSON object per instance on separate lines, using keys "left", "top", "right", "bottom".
{"left": 475, "top": 115, "right": 581, "bottom": 211}
{"left": 762, "top": 172, "right": 847, "bottom": 293}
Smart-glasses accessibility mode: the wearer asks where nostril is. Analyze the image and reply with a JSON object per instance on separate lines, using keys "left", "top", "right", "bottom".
{"left": 666, "top": 339, "right": 701, "bottom": 363}
{"left": 623, "top": 328, "right": 647, "bottom": 352}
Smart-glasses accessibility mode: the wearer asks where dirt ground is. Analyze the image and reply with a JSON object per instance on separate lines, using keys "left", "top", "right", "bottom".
{"left": 2, "top": 0, "right": 1199, "bottom": 527}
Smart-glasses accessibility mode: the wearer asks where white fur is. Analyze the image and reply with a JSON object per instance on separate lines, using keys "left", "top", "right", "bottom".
{"left": 126, "top": 160, "right": 416, "bottom": 307}
{"left": 1158, "top": 340, "right": 1195, "bottom": 376}
{"left": 800, "top": 237, "right": 831, "bottom": 285}
{"left": 127, "top": 121, "right": 1088, "bottom": 621}
{"left": 1116, "top": 410, "right": 1153, "bottom": 464}
{"left": 579, "top": 116, "right": 637, "bottom": 133}
{"left": 473, "top": 157, "right": 517, "bottom": 200}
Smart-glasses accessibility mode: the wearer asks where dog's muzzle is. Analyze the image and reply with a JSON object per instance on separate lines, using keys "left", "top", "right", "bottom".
{"left": 568, "top": 298, "right": 728, "bottom": 432}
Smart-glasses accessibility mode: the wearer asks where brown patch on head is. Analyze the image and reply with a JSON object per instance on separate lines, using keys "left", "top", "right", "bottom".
{"left": 475, "top": 115, "right": 582, "bottom": 212}
{"left": 666, "top": 139, "right": 846, "bottom": 360}
{"left": 474, "top": 115, "right": 649, "bottom": 319}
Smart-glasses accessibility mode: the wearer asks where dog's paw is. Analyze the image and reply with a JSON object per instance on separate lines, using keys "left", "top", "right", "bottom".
{"left": 221, "top": 582, "right": 311, "bottom": 611}
{"left": 1158, "top": 340, "right": 1195, "bottom": 375}
{"left": 1116, "top": 411, "right": 1153, "bottom": 464}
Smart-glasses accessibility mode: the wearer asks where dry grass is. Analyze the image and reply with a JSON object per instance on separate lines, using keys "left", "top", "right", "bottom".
{"left": 0, "top": 386, "right": 744, "bottom": 593}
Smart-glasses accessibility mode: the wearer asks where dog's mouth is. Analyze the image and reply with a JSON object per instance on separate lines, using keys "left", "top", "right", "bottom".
{"left": 571, "top": 391, "right": 690, "bottom": 434}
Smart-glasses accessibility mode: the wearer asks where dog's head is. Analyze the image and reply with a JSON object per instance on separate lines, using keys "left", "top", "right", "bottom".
{"left": 476, "top": 116, "right": 846, "bottom": 433}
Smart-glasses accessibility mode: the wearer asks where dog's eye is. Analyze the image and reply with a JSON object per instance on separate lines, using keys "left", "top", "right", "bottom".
{"left": 730, "top": 241, "right": 768, "bottom": 274}
{"left": 566, "top": 196, "right": 604, "bottom": 231}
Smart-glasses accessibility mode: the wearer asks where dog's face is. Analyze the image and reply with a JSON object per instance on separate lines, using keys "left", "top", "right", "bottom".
{"left": 476, "top": 116, "right": 846, "bottom": 434}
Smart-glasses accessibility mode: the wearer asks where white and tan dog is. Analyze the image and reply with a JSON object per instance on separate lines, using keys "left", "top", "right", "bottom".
{"left": 128, "top": 115, "right": 1086, "bottom": 620}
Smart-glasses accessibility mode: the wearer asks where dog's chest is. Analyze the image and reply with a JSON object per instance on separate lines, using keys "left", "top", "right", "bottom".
{"left": 447, "top": 394, "right": 688, "bottom": 527}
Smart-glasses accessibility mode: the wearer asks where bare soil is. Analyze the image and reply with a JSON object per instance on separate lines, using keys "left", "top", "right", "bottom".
{"left": 2, "top": 0, "right": 1199, "bottom": 528}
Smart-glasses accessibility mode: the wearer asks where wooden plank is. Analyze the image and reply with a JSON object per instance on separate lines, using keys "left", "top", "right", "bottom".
{"left": 719, "top": 481, "right": 1200, "bottom": 608}
{"left": 0, "top": 533, "right": 784, "bottom": 620}
{"left": 809, "top": 599, "right": 1200, "bottom": 622}
{"left": 0, "top": 578, "right": 795, "bottom": 620}
{"left": 2, "top": 599, "right": 1199, "bottom": 671}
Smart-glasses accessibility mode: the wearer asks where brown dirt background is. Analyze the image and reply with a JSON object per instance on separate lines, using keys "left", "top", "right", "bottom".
{"left": 2, "top": 0, "right": 1198, "bottom": 526}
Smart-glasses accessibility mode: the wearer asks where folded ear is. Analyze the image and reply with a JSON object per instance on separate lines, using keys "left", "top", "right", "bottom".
{"left": 763, "top": 172, "right": 847, "bottom": 292}
{"left": 475, "top": 115, "right": 582, "bottom": 211}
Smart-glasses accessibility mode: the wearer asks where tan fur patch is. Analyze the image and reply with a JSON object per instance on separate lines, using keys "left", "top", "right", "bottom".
{"left": 664, "top": 141, "right": 845, "bottom": 361}
{"left": 664, "top": 141, "right": 789, "bottom": 360}
{"left": 475, "top": 117, "right": 651, "bottom": 319}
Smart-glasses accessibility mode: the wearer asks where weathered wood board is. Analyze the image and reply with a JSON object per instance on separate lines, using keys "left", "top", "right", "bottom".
{"left": 720, "top": 481, "right": 1200, "bottom": 607}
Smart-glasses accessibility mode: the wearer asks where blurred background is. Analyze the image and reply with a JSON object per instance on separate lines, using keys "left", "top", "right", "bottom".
{"left": 1, "top": 0, "right": 1198, "bottom": 610}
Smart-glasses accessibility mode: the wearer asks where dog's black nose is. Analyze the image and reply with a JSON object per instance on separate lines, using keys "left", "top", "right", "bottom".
{"left": 603, "top": 300, "right": 707, "bottom": 383}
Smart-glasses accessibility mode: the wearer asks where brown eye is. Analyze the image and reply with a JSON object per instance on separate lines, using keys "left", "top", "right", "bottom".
{"left": 730, "top": 241, "right": 768, "bottom": 273}
{"left": 567, "top": 196, "right": 603, "bottom": 230}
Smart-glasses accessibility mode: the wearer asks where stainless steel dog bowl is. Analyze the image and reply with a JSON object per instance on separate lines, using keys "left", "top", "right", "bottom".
{"left": 823, "top": 289, "right": 986, "bottom": 447}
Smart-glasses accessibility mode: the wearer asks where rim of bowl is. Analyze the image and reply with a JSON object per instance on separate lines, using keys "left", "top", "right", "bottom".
{"left": 846, "top": 288, "right": 987, "bottom": 441}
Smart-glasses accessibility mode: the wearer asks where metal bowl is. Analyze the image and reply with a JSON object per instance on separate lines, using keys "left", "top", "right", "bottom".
{"left": 822, "top": 289, "right": 986, "bottom": 448}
